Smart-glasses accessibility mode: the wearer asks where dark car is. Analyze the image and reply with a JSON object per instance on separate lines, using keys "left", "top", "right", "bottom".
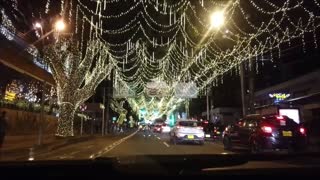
{"left": 222, "top": 114, "right": 307, "bottom": 153}
{"left": 153, "top": 124, "right": 162, "bottom": 133}
{"left": 202, "top": 122, "right": 225, "bottom": 140}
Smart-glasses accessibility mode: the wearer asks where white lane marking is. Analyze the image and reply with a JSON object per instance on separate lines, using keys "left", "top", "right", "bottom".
{"left": 87, "top": 145, "right": 94, "bottom": 149}
{"left": 69, "top": 151, "right": 81, "bottom": 155}
{"left": 163, "top": 142, "right": 170, "bottom": 147}
{"left": 89, "top": 130, "right": 139, "bottom": 159}
{"left": 157, "top": 137, "right": 161, "bottom": 140}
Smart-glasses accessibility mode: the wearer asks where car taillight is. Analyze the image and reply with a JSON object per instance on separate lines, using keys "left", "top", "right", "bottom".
{"left": 261, "top": 126, "right": 272, "bottom": 133}
{"left": 299, "top": 127, "right": 306, "bottom": 135}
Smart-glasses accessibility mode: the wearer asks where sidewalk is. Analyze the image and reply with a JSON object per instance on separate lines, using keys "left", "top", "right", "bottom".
{"left": 2, "top": 134, "right": 56, "bottom": 152}
{"left": 0, "top": 129, "right": 138, "bottom": 161}
{"left": 0, "top": 134, "right": 95, "bottom": 161}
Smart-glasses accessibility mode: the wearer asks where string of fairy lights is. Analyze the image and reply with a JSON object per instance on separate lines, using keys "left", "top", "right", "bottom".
{"left": 2, "top": 0, "right": 320, "bottom": 135}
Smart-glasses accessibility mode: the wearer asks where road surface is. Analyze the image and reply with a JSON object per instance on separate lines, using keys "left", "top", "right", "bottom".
{"left": 2, "top": 129, "right": 320, "bottom": 174}
{"left": 1, "top": 130, "right": 229, "bottom": 161}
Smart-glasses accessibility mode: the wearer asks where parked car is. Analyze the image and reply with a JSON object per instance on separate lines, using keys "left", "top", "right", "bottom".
{"left": 170, "top": 120, "right": 205, "bottom": 145}
{"left": 223, "top": 114, "right": 307, "bottom": 153}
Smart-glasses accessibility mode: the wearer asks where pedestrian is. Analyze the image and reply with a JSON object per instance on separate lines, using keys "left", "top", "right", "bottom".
{"left": 0, "top": 111, "right": 8, "bottom": 148}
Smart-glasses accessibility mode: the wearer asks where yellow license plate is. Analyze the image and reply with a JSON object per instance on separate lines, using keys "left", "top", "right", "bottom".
{"left": 188, "top": 135, "right": 194, "bottom": 139}
{"left": 282, "top": 131, "right": 292, "bottom": 137}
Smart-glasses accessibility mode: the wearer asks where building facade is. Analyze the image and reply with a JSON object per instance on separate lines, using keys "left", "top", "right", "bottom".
{"left": 254, "top": 70, "right": 320, "bottom": 123}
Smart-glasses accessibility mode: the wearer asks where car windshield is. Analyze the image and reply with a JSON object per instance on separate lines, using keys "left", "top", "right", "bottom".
{"left": 1, "top": 0, "right": 320, "bottom": 174}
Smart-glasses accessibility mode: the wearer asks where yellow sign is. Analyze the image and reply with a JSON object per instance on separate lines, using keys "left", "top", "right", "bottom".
{"left": 269, "top": 93, "right": 290, "bottom": 102}
{"left": 4, "top": 91, "right": 16, "bottom": 101}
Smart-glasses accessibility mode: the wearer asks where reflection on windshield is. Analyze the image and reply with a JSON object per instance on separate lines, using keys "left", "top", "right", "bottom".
{"left": 0, "top": 1, "right": 320, "bottom": 174}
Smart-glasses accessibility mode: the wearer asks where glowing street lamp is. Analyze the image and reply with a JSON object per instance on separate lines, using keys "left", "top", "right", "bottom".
{"left": 210, "top": 10, "right": 225, "bottom": 29}
{"left": 34, "top": 22, "right": 42, "bottom": 29}
{"left": 54, "top": 19, "right": 65, "bottom": 32}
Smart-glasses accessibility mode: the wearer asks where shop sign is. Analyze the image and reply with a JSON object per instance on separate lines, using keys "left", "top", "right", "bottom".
{"left": 269, "top": 93, "right": 290, "bottom": 103}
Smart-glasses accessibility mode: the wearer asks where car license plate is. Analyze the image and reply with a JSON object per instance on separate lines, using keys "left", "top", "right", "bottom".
{"left": 205, "top": 134, "right": 211, "bottom": 138}
{"left": 282, "top": 131, "right": 292, "bottom": 137}
{"left": 216, "top": 131, "right": 221, "bottom": 135}
{"left": 188, "top": 135, "right": 194, "bottom": 139}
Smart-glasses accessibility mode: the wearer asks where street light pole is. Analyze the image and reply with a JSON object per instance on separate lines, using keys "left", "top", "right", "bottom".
{"left": 37, "top": 25, "right": 45, "bottom": 146}
{"left": 34, "top": 19, "right": 66, "bottom": 145}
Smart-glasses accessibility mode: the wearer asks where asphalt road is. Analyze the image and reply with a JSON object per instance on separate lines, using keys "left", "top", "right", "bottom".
{"left": 101, "top": 131, "right": 230, "bottom": 157}
{"left": 12, "top": 130, "right": 230, "bottom": 161}
{"left": 3, "top": 130, "right": 320, "bottom": 174}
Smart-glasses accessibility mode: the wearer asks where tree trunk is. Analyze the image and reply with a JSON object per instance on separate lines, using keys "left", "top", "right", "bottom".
{"left": 56, "top": 103, "right": 76, "bottom": 137}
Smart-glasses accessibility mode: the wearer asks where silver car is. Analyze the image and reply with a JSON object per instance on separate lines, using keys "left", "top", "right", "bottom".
{"left": 170, "top": 120, "right": 205, "bottom": 145}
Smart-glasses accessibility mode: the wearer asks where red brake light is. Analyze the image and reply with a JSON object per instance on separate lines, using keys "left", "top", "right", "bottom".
{"left": 299, "top": 127, "right": 306, "bottom": 135}
{"left": 204, "top": 121, "right": 209, "bottom": 124}
{"left": 261, "top": 126, "right": 272, "bottom": 133}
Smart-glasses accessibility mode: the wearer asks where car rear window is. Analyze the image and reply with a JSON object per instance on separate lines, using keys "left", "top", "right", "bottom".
{"left": 262, "top": 116, "right": 298, "bottom": 127}
{"left": 179, "top": 121, "right": 200, "bottom": 127}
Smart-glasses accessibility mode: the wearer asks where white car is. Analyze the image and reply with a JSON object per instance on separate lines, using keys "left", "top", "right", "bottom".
{"left": 169, "top": 120, "right": 205, "bottom": 145}
{"left": 161, "top": 124, "right": 171, "bottom": 133}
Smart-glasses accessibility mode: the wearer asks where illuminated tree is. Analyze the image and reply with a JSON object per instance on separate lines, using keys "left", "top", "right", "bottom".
{"left": 110, "top": 99, "right": 127, "bottom": 126}
{"left": 44, "top": 38, "right": 113, "bottom": 137}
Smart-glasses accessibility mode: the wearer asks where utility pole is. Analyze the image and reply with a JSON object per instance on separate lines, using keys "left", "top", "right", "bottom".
{"left": 105, "top": 70, "right": 113, "bottom": 134}
{"left": 38, "top": 81, "right": 45, "bottom": 145}
{"left": 248, "top": 58, "right": 256, "bottom": 114}
{"left": 80, "top": 116, "right": 84, "bottom": 136}
{"left": 240, "top": 62, "right": 247, "bottom": 117}
{"left": 102, "top": 83, "right": 106, "bottom": 136}
{"left": 185, "top": 99, "right": 189, "bottom": 118}
{"left": 106, "top": 86, "right": 111, "bottom": 134}
{"left": 206, "top": 88, "right": 210, "bottom": 121}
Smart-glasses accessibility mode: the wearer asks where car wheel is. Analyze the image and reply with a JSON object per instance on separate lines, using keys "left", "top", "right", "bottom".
{"left": 250, "top": 140, "right": 261, "bottom": 154}
{"left": 223, "top": 136, "right": 232, "bottom": 150}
